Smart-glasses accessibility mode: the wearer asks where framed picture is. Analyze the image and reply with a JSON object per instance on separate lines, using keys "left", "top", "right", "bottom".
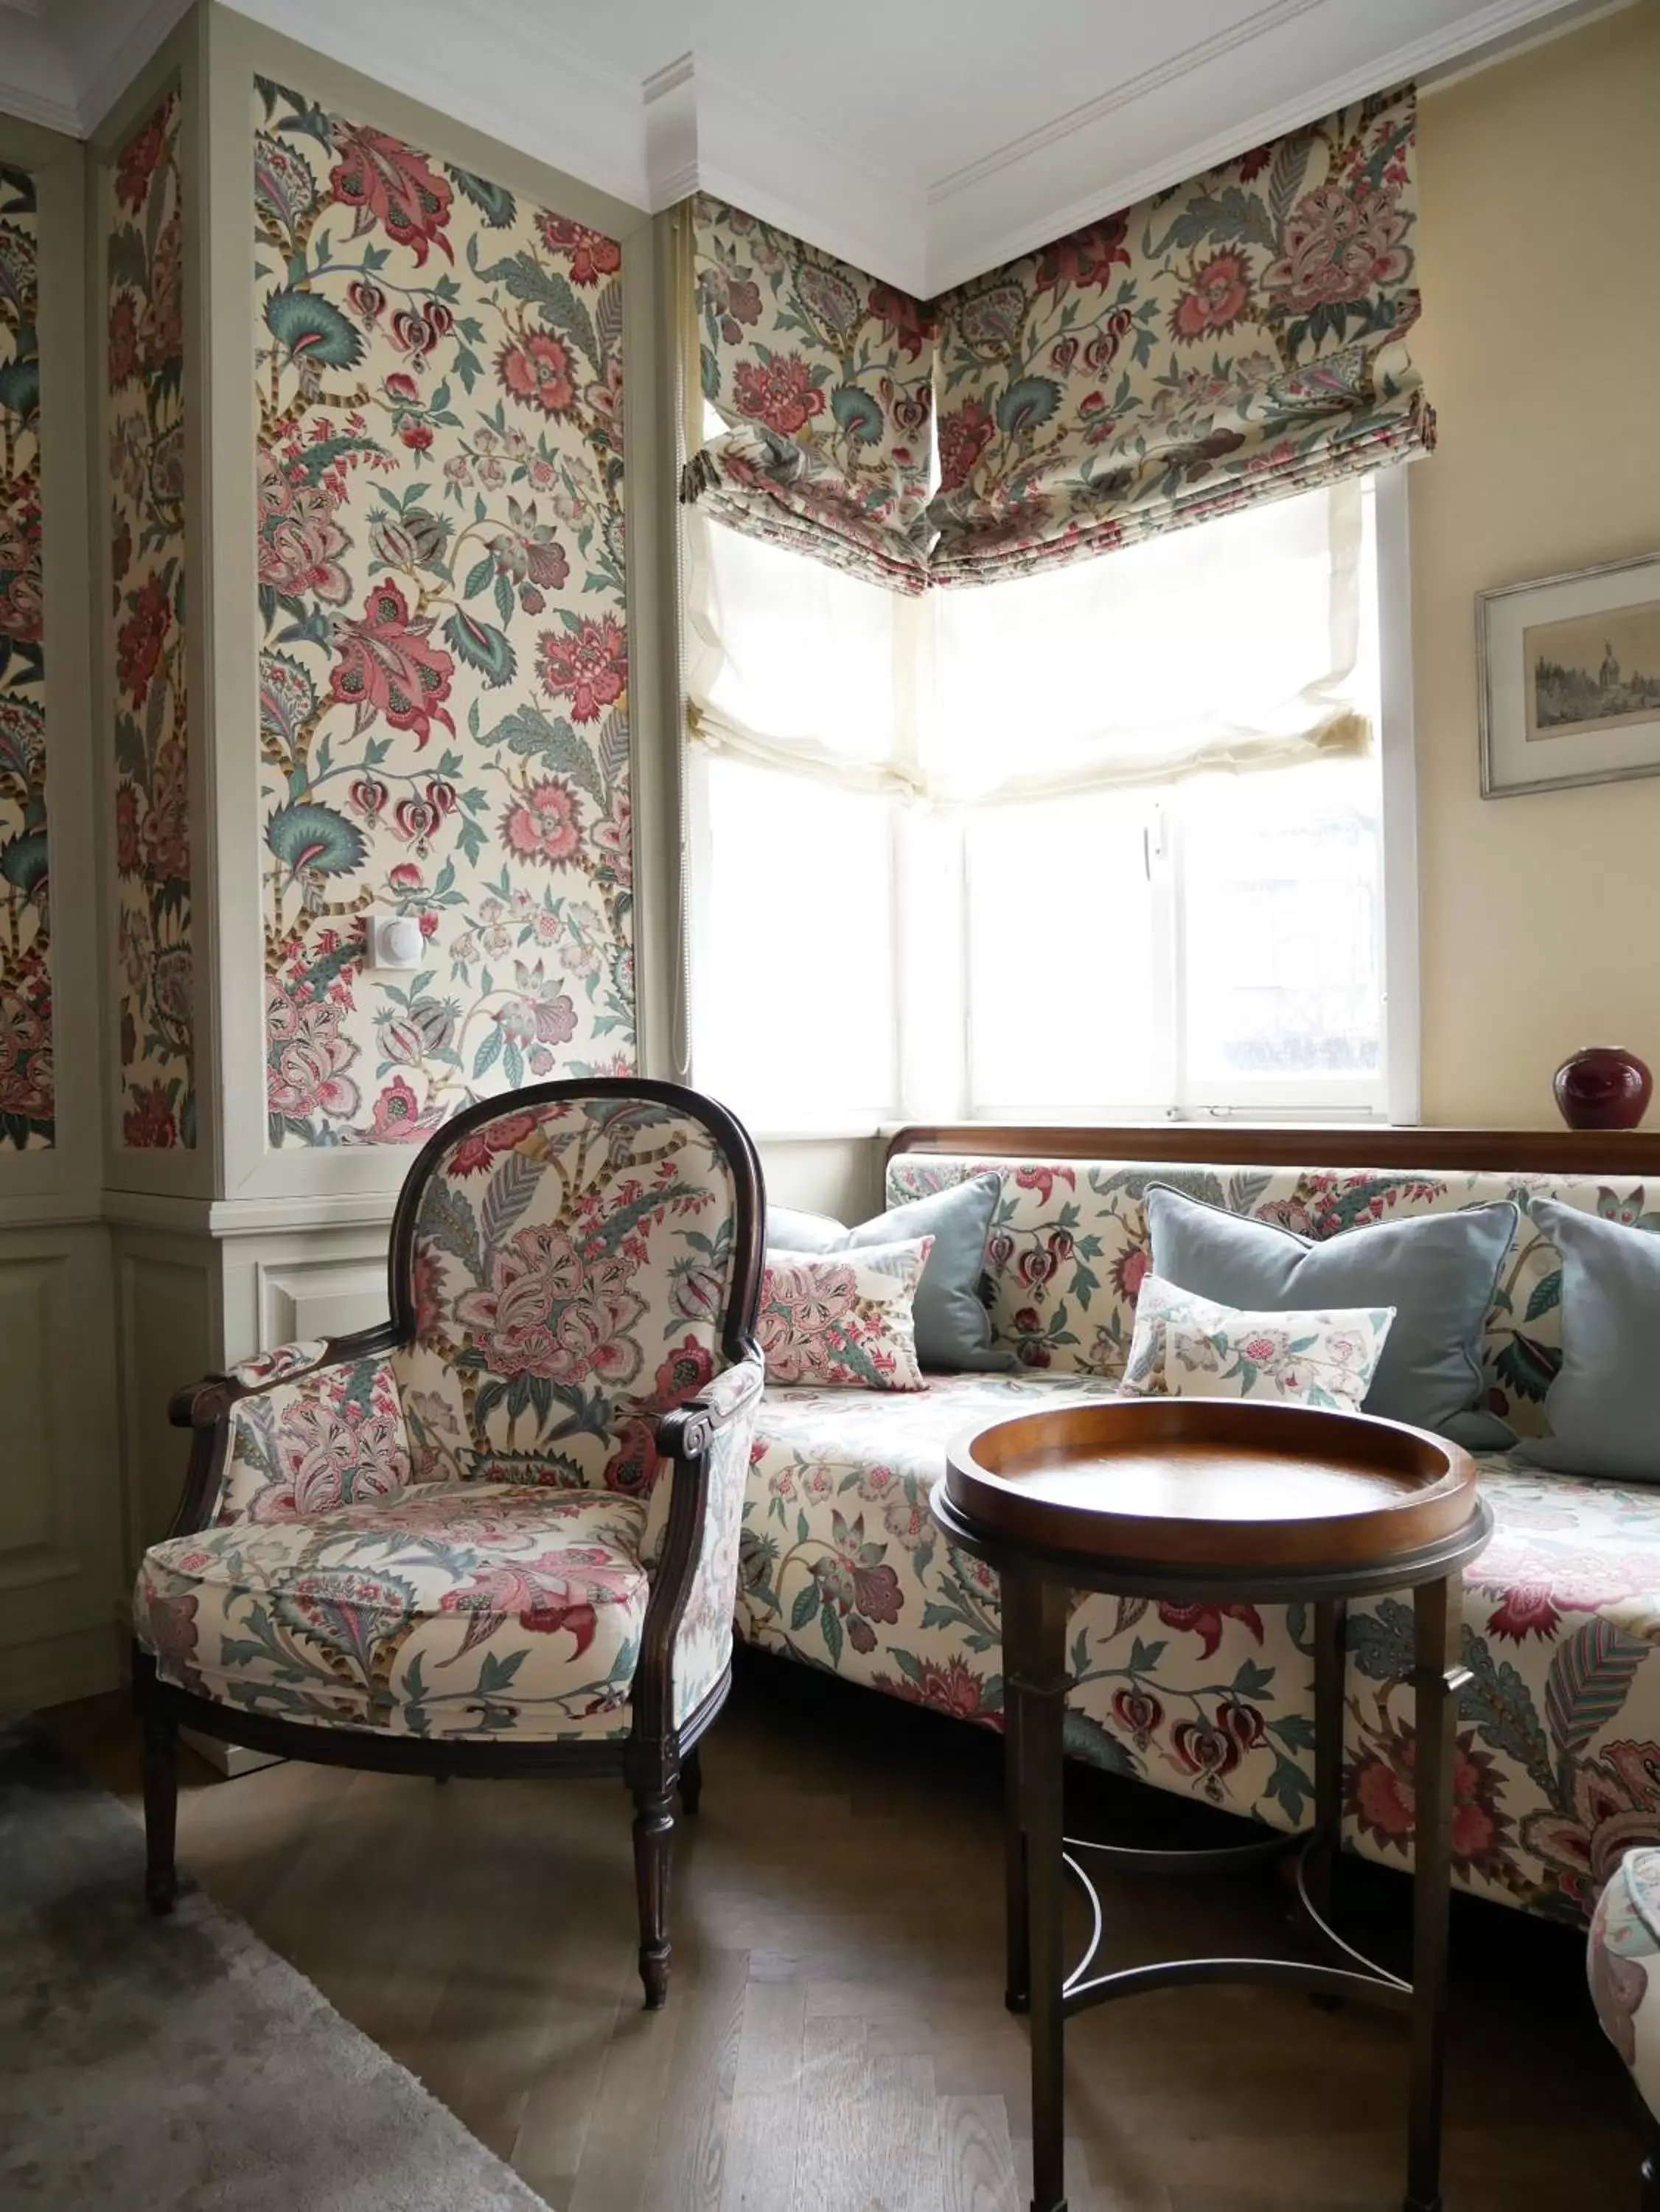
{"left": 1478, "top": 550, "right": 1660, "bottom": 799}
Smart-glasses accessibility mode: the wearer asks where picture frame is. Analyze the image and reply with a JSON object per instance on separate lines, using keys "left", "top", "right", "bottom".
{"left": 1477, "top": 549, "right": 1660, "bottom": 799}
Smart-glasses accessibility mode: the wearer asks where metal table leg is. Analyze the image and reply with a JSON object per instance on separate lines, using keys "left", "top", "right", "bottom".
{"left": 1004, "top": 1593, "right": 1030, "bottom": 2016}
{"left": 1006, "top": 1568, "right": 1073, "bottom": 2212}
{"left": 1405, "top": 1570, "right": 1468, "bottom": 2212}
{"left": 1308, "top": 1596, "right": 1347, "bottom": 1930}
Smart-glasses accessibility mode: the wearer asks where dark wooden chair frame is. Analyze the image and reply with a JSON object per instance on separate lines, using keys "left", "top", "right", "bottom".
{"left": 134, "top": 1077, "right": 765, "bottom": 2010}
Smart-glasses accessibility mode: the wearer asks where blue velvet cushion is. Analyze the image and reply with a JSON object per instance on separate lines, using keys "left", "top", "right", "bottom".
{"left": 1144, "top": 1183, "right": 1519, "bottom": 1446}
{"left": 1519, "top": 1198, "right": 1660, "bottom": 1481}
{"left": 767, "top": 1173, "right": 1014, "bottom": 1371}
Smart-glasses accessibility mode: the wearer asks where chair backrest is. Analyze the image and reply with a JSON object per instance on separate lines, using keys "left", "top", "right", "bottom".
{"left": 390, "top": 1082, "right": 762, "bottom": 1513}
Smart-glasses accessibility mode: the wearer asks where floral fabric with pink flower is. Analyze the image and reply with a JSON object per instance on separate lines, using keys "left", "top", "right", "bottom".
{"left": 758, "top": 1239, "right": 932, "bottom": 1392}
{"left": 252, "top": 74, "right": 633, "bottom": 1146}
{"left": 1119, "top": 1272, "right": 1395, "bottom": 1412}
{"left": 929, "top": 82, "right": 1430, "bottom": 585}
{"left": 0, "top": 160, "right": 52, "bottom": 1151}
{"left": 687, "top": 197, "right": 937, "bottom": 594}
{"left": 108, "top": 91, "right": 193, "bottom": 1146}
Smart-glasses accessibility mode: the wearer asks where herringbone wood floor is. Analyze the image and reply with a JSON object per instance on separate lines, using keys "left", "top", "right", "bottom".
{"left": 52, "top": 1658, "right": 1634, "bottom": 2212}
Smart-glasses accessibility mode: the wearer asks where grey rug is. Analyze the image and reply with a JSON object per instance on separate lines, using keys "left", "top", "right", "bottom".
{"left": 0, "top": 1727, "right": 551, "bottom": 2211}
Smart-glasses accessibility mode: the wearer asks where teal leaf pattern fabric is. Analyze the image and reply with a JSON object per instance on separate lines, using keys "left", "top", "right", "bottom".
{"left": 393, "top": 1095, "right": 742, "bottom": 1567}
{"left": 137, "top": 1481, "right": 649, "bottom": 1742}
{"left": 215, "top": 1350, "right": 411, "bottom": 1526}
{"left": 1590, "top": 1848, "right": 1660, "bottom": 2096}
{"left": 758, "top": 1240, "right": 932, "bottom": 1390}
{"left": 685, "top": 85, "right": 1429, "bottom": 593}
{"left": 108, "top": 90, "right": 193, "bottom": 1146}
{"left": 736, "top": 1150, "right": 1660, "bottom": 1924}
{"left": 136, "top": 1093, "right": 761, "bottom": 1746}
{"left": 0, "top": 161, "right": 49, "bottom": 1147}
{"left": 929, "top": 84, "right": 1431, "bottom": 584}
{"left": 674, "top": 1349, "right": 764, "bottom": 1725}
{"left": 686, "top": 198, "right": 935, "bottom": 593}
{"left": 253, "top": 75, "right": 633, "bottom": 1146}
{"left": 1121, "top": 1272, "right": 1393, "bottom": 1408}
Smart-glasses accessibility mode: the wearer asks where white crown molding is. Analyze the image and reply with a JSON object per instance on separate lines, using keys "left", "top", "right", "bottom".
{"left": 648, "top": 51, "right": 927, "bottom": 291}
{"left": 0, "top": 76, "right": 82, "bottom": 135}
{"left": 203, "top": 0, "right": 652, "bottom": 207}
{"left": 76, "top": 0, "right": 195, "bottom": 134}
{"left": 928, "top": 0, "right": 1329, "bottom": 204}
{"left": 923, "top": 0, "right": 1634, "bottom": 289}
{"left": 0, "top": 0, "right": 1634, "bottom": 293}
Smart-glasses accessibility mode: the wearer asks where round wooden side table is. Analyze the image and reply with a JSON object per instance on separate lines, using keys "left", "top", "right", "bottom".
{"left": 932, "top": 1396, "right": 1493, "bottom": 2212}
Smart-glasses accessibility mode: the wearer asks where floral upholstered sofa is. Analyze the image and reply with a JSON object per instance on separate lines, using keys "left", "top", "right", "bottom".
{"left": 734, "top": 1133, "right": 1660, "bottom": 1927}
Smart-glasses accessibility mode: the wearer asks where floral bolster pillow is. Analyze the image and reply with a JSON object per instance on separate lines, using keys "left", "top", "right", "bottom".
{"left": 758, "top": 1238, "right": 933, "bottom": 1391}
{"left": 1120, "top": 1273, "right": 1396, "bottom": 1413}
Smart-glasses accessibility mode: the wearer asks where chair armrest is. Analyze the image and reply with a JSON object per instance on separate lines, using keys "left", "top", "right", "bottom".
{"left": 163, "top": 1322, "right": 409, "bottom": 1540}
{"left": 635, "top": 1348, "right": 766, "bottom": 1738}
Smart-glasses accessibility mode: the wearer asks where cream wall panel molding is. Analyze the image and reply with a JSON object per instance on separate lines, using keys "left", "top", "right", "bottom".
{"left": 253, "top": 1251, "right": 388, "bottom": 1354}
{"left": 0, "top": 1229, "right": 123, "bottom": 1698}
{"left": 114, "top": 1233, "right": 215, "bottom": 1559}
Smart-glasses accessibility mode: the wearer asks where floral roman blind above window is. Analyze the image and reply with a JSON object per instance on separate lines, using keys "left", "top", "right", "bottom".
{"left": 931, "top": 82, "right": 1430, "bottom": 585}
{"left": 683, "top": 197, "right": 935, "bottom": 595}
{"left": 681, "top": 83, "right": 1431, "bottom": 593}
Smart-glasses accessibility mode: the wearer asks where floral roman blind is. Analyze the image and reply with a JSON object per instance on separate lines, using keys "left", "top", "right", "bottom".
{"left": 682, "top": 83, "right": 1431, "bottom": 594}
{"left": 682, "top": 196, "right": 936, "bottom": 595}
{"left": 929, "top": 83, "right": 1430, "bottom": 585}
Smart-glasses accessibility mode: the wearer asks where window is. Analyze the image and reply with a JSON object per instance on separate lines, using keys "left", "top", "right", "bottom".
{"left": 685, "top": 476, "right": 1413, "bottom": 1133}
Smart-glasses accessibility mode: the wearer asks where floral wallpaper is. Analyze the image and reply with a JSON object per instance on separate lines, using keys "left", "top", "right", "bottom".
{"left": 0, "top": 163, "right": 49, "bottom": 1147}
{"left": 929, "top": 83, "right": 1430, "bottom": 583}
{"left": 685, "top": 196, "right": 935, "bottom": 593}
{"left": 254, "top": 77, "right": 633, "bottom": 1147}
{"left": 109, "top": 92, "right": 194, "bottom": 1147}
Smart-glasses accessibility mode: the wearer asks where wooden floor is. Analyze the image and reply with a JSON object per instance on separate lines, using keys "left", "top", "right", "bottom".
{"left": 50, "top": 1658, "right": 1635, "bottom": 2212}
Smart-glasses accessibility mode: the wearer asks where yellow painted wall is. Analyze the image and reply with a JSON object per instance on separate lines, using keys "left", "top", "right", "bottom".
{"left": 1410, "top": 0, "right": 1660, "bottom": 1124}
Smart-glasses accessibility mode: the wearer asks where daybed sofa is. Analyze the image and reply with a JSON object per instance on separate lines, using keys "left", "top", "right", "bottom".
{"left": 736, "top": 1126, "right": 1660, "bottom": 1927}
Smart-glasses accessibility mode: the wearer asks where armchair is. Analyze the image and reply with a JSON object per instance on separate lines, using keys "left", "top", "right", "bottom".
{"left": 133, "top": 1079, "right": 764, "bottom": 2007}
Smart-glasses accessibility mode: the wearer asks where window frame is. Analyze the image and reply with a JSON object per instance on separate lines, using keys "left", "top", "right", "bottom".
{"left": 681, "top": 467, "right": 1421, "bottom": 1138}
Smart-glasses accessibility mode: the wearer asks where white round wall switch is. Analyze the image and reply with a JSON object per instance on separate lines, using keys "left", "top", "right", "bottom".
{"left": 368, "top": 911, "right": 425, "bottom": 970}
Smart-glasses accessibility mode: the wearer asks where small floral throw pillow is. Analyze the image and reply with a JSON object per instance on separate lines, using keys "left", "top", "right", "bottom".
{"left": 1121, "top": 1273, "right": 1395, "bottom": 1413}
{"left": 758, "top": 1237, "right": 933, "bottom": 1391}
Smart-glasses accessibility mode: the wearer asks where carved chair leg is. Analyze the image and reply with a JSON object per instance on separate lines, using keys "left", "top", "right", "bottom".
{"left": 1642, "top": 2102, "right": 1660, "bottom": 2212}
{"left": 680, "top": 1745, "right": 702, "bottom": 1818}
{"left": 631, "top": 1784, "right": 675, "bottom": 2008}
{"left": 142, "top": 1707, "right": 180, "bottom": 1916}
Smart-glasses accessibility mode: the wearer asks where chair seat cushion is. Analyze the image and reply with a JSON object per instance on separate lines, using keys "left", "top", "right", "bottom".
{"left": 135, "top": 1483, "right": 651, "bottom": 1744}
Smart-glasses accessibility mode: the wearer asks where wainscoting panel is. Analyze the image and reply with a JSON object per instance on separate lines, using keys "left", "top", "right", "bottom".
{"left": 113, "top": 1231, "right": 216, "bottom": 1563}
{"left": 0, "top": 1226, "right": 122, "bottom": 1709}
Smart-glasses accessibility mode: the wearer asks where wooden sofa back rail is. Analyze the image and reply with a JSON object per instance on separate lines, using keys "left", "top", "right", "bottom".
{"left": 884, "top": 1123, "right": 1660, "bottom": 1177}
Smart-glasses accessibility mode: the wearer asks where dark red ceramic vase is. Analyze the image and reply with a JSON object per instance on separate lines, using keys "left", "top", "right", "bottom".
{"left": 1552, "top": 1047, "right": 1653, "bottom": 1130}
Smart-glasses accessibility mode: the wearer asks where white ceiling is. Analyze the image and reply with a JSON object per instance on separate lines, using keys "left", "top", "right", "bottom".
{"left": 0, "top": 0, "right": 1631, "bottom": 290}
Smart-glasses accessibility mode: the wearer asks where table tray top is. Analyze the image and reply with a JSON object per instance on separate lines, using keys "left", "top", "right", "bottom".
{"left": 943, "top": 1397, "right": 1478, "bottom": 1571}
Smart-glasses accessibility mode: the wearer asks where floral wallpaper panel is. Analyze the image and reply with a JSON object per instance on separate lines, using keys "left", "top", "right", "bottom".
{"left": 254, "top": 77, "right": 633, "bottom": 1147}
{"left": 109, "top": 91, "right": 194, "bottom": 1147}
{"left": 0, "top": 162, "right": 49, "bottom": 1147}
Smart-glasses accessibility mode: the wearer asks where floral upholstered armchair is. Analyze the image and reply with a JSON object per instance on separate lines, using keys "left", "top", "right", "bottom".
{"left": 133, "top": 1081, "right": 765, "bottom": 2007}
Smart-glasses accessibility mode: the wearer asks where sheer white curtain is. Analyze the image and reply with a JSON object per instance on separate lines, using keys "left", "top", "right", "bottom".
{"left": 926, "top": 480, "right": 1367, "bottom": 802}
{"left": 685, "top": 480, "right": 1369, "bottom": 808}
